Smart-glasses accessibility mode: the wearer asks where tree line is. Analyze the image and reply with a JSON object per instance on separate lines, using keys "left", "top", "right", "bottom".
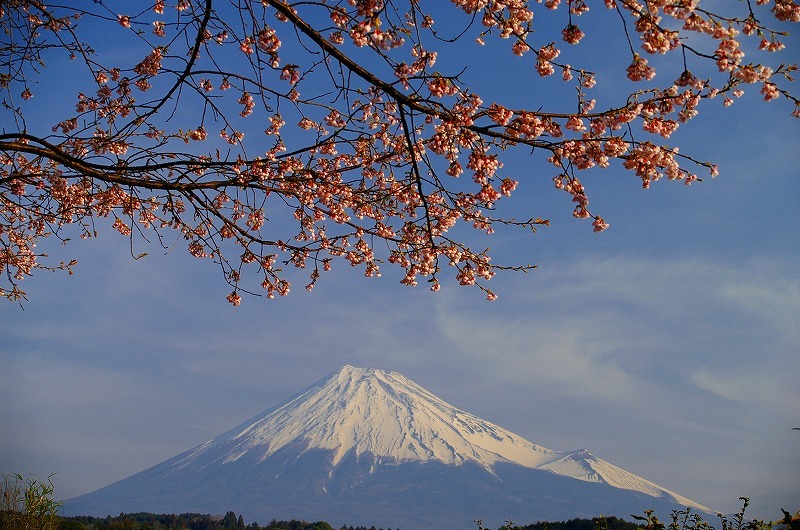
{"left": 56, "top": 511, "right": 388, "bottom": 530}
{"left": 31, "top": 510, "right": 647, "bottom": 530}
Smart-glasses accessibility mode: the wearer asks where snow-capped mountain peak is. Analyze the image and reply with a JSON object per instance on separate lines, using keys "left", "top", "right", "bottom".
{"left": 64, "top": 365, "right": 712, "bottom": 528}
{"left": 171, "top": 365, "right": 708, "bottom": 511}
{"left": 204, "top": 364, "right": 558, "bottom": 469}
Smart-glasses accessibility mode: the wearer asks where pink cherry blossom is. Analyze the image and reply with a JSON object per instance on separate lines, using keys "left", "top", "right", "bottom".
{"left": 0, "top": 0, "right": 797, "bottom": 303}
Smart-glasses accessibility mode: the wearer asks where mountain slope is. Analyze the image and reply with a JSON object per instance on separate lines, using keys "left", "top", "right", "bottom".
{"left": 175, "top": 364, "right": 565, "bottom": 471}
{"left": 63, "top": 365, "right": 710, "bottom": 529}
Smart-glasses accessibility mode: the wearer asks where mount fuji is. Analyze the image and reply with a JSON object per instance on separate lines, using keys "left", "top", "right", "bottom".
{"left": 63, "top": 365, "right": 710, "bottom": 529}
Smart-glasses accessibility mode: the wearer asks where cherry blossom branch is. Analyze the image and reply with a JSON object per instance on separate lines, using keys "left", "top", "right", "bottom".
{"left": 2, "top": 0, "right": 797, "bottom": 303}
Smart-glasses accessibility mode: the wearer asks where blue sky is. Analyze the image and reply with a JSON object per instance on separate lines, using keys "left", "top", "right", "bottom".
{"left": 1, "top": 1, "right": 799, "bottom": 523}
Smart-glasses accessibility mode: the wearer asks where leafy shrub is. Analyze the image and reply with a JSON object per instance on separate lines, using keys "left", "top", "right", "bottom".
{"left": 477, "top": 498, "right": 799, "bottom": 530}
{"left": 1, "top": 472, "right": 62, "bottom": 530}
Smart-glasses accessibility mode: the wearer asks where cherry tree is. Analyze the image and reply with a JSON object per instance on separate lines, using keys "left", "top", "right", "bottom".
{"left": 1, "top": 0, "right": 797, "bottom": 304}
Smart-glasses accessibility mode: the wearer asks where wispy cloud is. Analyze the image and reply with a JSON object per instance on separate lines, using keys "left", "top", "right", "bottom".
{"left": 428, "top": 253, "right": 799, "bottom": 417}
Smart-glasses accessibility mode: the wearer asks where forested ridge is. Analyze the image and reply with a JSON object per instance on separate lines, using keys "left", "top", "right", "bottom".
{"left": 40, "top": 510, "right": 646, "bottom": 530}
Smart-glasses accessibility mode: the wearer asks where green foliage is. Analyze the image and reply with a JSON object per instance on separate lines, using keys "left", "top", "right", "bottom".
{"left": 0, "top": 472, "right": 62, "bottom": 530}
{"left": 220, "top": 512, "right": 244, "bottom": 530}
{"left": 54, "top": 505, "right": 800, "bottom": 530}
{"left": 476, "top": 499, "right": 800, "bottom": 530}
{"left": 627, "top": 498, "right": 798, "bottom": 530}
{"left": 778, "top": 509, "right": 800, "bottom": 530}
{"left": 500, "top": 516, "right": 644, "bottom": 530}
{"left": 5, "top": 495, "right": 789, "bottom": 530}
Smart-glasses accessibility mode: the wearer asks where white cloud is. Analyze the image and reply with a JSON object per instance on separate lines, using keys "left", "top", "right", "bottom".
{"left": 427, "top": 253, "right": 799, "bottom": 417}
{"left": 433, "top": 298, "right": 642, "bottom": 402}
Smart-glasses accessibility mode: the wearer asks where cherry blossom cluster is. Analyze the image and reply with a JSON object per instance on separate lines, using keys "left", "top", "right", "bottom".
{"left": 1, "top": 0, "right": 797, "bottom": 303}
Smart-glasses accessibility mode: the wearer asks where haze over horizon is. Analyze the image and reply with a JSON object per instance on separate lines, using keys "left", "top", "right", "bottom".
{"left": 1, "top": 1, "right": 798, "bottom": 524}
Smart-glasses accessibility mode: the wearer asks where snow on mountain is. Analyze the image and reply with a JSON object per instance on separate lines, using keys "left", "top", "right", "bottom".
{"left": 175, "top": 364, "right": 557, "bottom": 469}
{"left": 168, "top": 364, "right": 708, "bottom": 511}
{"left": 537, "top": 449, "right": 702, "bottom": 509}
{"left": 63, "top": 364, "right": 711, "bottom": 528}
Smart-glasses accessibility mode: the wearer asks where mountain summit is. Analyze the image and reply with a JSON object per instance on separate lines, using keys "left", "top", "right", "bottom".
{"left": 64, "top": 365, "right": 710, "bottom": 529}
